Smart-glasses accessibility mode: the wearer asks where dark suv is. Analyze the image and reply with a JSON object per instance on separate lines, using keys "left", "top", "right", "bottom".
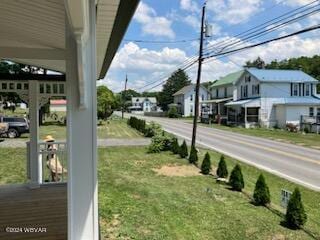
{"left": 0, "top": 116, "right": 29, "bottom": 138}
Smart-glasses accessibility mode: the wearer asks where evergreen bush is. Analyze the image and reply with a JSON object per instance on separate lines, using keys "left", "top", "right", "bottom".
{"left": 179, "top": 140, "right": 188, "bottom": 158}
{"left": 285, "top": 188, "right": 307, "bottom": 229}
{"left": 201, "top": 152, "right": 211, "bottom": 175}
{"left": 216, "top": 155, "right": 228, "bottom": 178}
{"left": 229, "top": 164, "right": 244, "bottom": 191}
{"left": 171, "top": 137, "right": 180, "bottom": 154}
{"left": 188, "top": 146, "right": 198, "bottom": 164}
{"left": 168, "top": 106, "right": 179, "bottom": 118}
{"left": 253, "top": 174, "right": 270, "bottom": 206}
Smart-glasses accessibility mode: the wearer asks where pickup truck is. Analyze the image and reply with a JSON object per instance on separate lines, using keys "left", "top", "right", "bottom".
{"left": 0, "top": 116, "right": 29, "bottom": 138}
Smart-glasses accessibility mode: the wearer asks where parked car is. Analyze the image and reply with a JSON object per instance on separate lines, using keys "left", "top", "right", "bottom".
{"left": 0, "top": 116, "right": 29, "bottom": 138}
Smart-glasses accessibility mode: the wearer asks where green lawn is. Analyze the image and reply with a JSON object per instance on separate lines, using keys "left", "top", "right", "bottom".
{"left": 98, "top": 146, "right": 320, "bottom": 239}
{"left": 200, "top": 123, "right": 320, "bottom": 149}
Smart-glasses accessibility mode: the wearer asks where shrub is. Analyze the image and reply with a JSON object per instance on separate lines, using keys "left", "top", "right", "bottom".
{"left": 285, "top": 188, "right": 307, "bottom": 229}
{"left": 201, "top": 152, "right": 211, "bottom": 175}
{"left": 144, "top": 122, "right": 162, "bottom": 137}
{"left": 127, "top": 117, "right": 147, "bottom": 134}
{"left": 148, "top": 134, "right": 173, "bottom": 153}
{"left": 229, "top": 164, "right": 244, "bottom": 191}
{"left": 179, "top": 140, "right": 188, "bottom": 158}
{"left": 253, "top": 174, "right": 270, "bottom": 206}
{"left": 171, "top": 137, "right": 180, "bottom": 154}
{"left": 168, "top": 106, "right": 179, "bottom": 118}
{"left": 216, "top": 155, "right": 228, "bottom": 178}
{"left": 188, "top": 146, "right": 198, "bottom": 164}
{"left": 286, "top": 123, "right": 298, "bottom": 132}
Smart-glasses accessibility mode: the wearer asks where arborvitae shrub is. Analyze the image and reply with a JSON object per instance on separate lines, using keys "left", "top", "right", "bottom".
{"left": 188, "top": 146, "right": 198, "bottom": 164}
{"left": 229, "top": 164, "right": 244, "bottom": 191}
{"left": 179, "top": 140, "right": 188, "bottom": 158}
{"left": 285, "top": 188, "right": 307, "bottom": 229}
{"left": 253, "top": 174, "right": 270, "bottom": 206}
{"left": 201, "top": 152, "right": 211, "bottom": 175}
{"left": 171, "top": 138, "right": 180, "bottom": 154}
{"left": 216, "top": 155, "right": 228, "bottom": 178}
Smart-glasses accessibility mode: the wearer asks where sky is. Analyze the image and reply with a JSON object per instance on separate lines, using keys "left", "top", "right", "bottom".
{"left": 98, "top": 0, "right": 320, "bottom": 93}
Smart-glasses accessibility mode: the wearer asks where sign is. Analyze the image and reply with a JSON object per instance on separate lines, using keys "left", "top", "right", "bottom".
{"left": 281, "top": 189, "right": 292, "bottom": 208}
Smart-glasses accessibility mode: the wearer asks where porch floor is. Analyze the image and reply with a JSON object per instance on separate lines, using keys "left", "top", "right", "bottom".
{"left": 0, "top": 183, "right": 67, "bottom": 240}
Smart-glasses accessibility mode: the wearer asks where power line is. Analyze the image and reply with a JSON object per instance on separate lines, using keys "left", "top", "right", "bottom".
{"left": 123, "top": 38, "right": 198, "bottom": 44}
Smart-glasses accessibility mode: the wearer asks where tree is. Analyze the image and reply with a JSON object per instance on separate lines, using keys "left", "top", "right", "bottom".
{"left": 171, "top": 137, "right": 180, "bottom": 154}
{"left": 97, "top": 85, "right": 117, "bottom": 120}
{"left": 201, "top": 152, "right": 211, "bottom": 175}
{"left": 285, "top": 188, "right": 307, "bottom": 229}
{"left": 229, "top": 164, "right": 244, "bottom": 191}
{"left": 216, "top": 155, "right": 228, "bottom": 178}
{"left": 179, "top": 140, "right": 188, "bottom": 158}
{"left": 253, "top": 174, "right": 270, "bottom": 206}
{"left": 244, "top": 57, "right": 266, "bottom": 69}
{"left": 158, "top": 69, "right": 191, "bottom": 111}
{"left": 188, "top": 145, "right": 198, "bottom": 164}
{"left": 168, "top": 105, "right": 179, "bottom": 118}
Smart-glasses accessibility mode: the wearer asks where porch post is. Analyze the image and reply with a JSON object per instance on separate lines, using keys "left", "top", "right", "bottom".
{"left": 66, "top": 2, "right": 98, "bottom": 240}
{"left": 28, "top": 80, "right": 41, "bottom": 186}
{"left": 244, "top": 106, "right": 248, "bottom": 128}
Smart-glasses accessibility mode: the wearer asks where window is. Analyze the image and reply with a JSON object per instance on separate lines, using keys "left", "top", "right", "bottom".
{"left": 190, "top": 94, "right": 193, "bottom": 101}
{"left": 224, "top": 87, "right": 227, "bottom": 97}
{"left": 317, "top": 108, "right": 320, "bottom": 116}
{"left": 293, "top": 84, "right": 298, "bottom": 96}
{"left": 243, "top": 85, "right": 248, "bottom": 98}
{"left": 216, "top": 89, "right": 219, "bottom": 98}
{"left": 252, "top": 84, "right": 260, "bottom": 95}
{"left": 309, "top": 107, "right": 314, "bottom": 117}
{"left": 245, "top": 75, "right": 251, "bottom": 82}
{"left": 306, "top": 84, "right": 310, "bottom": 96}
{"left": 190, "top": 105, "right": 193, "bottom": 112}
{"left": 201, "top": 94, "right": 204, "bottom": 101}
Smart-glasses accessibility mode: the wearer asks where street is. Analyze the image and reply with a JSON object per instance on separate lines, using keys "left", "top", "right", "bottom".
{"left": 117, "top": 112, "right": 320, "bottom": 191}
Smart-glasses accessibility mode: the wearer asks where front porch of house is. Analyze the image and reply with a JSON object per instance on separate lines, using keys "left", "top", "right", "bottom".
{"left": 200, "top": 97, "right": 232, "bottom": 124}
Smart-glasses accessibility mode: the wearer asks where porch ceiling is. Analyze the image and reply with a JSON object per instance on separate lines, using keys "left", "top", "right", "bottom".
{"left": 0, "top": 0, "right": 139, "bottom": 79}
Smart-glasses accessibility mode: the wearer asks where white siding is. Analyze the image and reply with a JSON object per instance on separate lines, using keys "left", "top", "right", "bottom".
{"left": 210, "top": 85, "right": 233, "bottom": 99}
{"left": 275, "top": 105, "right": 286, "bottom": 128}
{"left": 236, "top": 74, "right": 260, "bottom": 99}
{"left": 182, "top": 87, "right": 209, "bottom": 116}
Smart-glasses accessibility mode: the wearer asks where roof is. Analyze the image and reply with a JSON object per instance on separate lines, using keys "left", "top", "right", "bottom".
{"left": 273, "top": 97, "right": 320, "bottom": 106}
{"left": 201, "top": 97, "right": 233, "bottom": 104}
{"left": 246, "top": 68, "right": 318, "bottom": 83}
{"left": 173, "top": 84, "right": 208, "bottom": 96}
{"left": 50, "top": 99, "right": 67, "bottom": 105}
{"left": 132, "top": 97, "right": 157, "bottom": 104}
{"left": 225, "top": 98, "right": 261, "bottom": 107}
{"left": 210, "top": 71, "right": 243, "bottom": 88}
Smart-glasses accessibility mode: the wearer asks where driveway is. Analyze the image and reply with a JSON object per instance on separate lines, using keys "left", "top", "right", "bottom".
{"left": 118, "top": 112, "right": 320, "bottom": 191}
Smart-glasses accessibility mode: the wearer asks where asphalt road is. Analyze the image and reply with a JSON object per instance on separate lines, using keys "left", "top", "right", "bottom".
{"left": 117, "top": 112, "right": 320, "bottom": 191}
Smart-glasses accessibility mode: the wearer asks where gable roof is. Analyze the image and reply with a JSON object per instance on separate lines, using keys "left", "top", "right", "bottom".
{"left": 246, "top": 68, "right": 318, "bottom": 83}
{"left": 210, "top": 70, "right": 243, "bottom": 88}
{"left": 173, "top": 84, "right": 208, "bottom": 96}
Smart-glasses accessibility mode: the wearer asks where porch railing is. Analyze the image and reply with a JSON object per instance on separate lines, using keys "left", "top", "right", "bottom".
{"left": 39, "top": 141, "right": 68, "bottom": 184}
{"left": 301, "top": 115, "right": 320, "bottom": 124}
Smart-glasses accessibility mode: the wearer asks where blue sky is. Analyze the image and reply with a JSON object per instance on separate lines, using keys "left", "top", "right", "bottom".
{"left": 99, "top": 0, "right": 320, "bottom": 92}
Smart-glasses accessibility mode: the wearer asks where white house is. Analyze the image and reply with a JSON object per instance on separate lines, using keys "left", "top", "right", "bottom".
{"left": 225, "top": 68, "right": 320, "bottom": 129}
{"left": 129, "top": 97, "right": 157, "bottom": 113}
{"left": 0, "top": 1, "right": 139, "bottom": 239}
{"left": 173, "top": 84, "right": 209, "bottom": 117}
{"left": 201, "top": 71, "right": 243, "bottom": 123}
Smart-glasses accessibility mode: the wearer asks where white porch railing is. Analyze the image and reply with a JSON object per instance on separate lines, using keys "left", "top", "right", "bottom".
{"left": 27, "top": 141, "right": 68, "bottom": 184}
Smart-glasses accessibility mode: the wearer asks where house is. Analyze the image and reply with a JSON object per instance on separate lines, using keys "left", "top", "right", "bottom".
{"left": 173, "top": 84, "right": 209, "bottom": 117}
{"left": 201, "top": 71, "right": 243, "bottom": 123}
{"left": 129, "top": 97, "right": 157, "bottom": 113}
{"left": 0, "top": 1, "right": 139, "bottom": 240}
{"left": 225, "top": 68, "right": 320, "bottom": 129}
{"left": 50, "top": 99, "right": 67, "bottom": 112}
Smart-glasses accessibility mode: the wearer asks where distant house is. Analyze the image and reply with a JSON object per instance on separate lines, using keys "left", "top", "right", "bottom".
{"left": 201, "top": 71, "right": 243, "bottom": 123}
{"left": 173, "top": 84, "right": 210, "bottom": 117}
{"left": 225, "top": 68, "right": 320, "bottom": 129}
{"left": 50, "top": 99, "right": 67, "bottom": 112}
{"left": 129, "top": 97, "right": 157, "bottom": 113}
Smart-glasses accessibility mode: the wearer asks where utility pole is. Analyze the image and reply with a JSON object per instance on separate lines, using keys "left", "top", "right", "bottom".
{"left": 191, "top": 2, "right": 206, "bottom": 148}
{"left": 121, "top": 74, "right": 128, "bottom": 119}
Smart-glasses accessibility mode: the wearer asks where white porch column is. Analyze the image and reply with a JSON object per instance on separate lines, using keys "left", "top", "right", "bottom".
{"left": 29, "top": 80, "right": 41, "bottom": 186}
{"left": 244, "top": 106, "right": 248, "bottom": 128}
{"left": 66, "top": 1, "right": 98, "bottom": 240}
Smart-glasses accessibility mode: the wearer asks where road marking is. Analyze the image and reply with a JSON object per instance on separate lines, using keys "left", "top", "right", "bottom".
{"left": 163, "top": 121, "right": 320, "bottom": 166}
{"left": 166, "top": 129, "right": 320, "bottom": 192}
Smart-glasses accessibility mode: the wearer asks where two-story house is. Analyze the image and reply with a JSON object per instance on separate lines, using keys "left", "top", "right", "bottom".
{"left": 129, "top": 97, "right": 157, "bottom": 113}
{"left": 225, "top": 68, "right": 320, "bottom": 128}
{"left": 201, "top": 71, "right": 243, "bottom": 123}
{"left": 173, "top": 84, "right": 209, "bottom": 117}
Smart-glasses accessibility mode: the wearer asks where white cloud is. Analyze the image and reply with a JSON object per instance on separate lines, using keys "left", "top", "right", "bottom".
{"left": 134, "top": 2, "right": 175, "bottom": 39}
{"left": 207, "top": 0, "right": 263, "bottom": 25}
{"left": 276, "top": 0, "right": 311, "bottom": 6}
{"left": 180, "top": 0, "right": 199, "bottom": 13}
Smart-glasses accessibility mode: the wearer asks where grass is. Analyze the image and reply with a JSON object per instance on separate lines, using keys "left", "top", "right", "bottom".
{"left": 200, "top": 123, "right": 320, "bottom": 149}
{"left": 0, "top": 145, "right": 319, "bottom": 239}
{"left": 98, "top": 146, "right": 320, "bottom": 239}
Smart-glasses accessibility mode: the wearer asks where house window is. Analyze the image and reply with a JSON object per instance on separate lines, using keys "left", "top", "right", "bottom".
{"left": 309, "top": 107, "right": 314, "bottom": 117}
{"left": 245, "top": 75, "right": 251, "bottom": 82}
{"left": 252, "top": 84, "right": 260, "bottom": 95}
{"left": 317, "top": 107, "right": 320, "bottom": 116}
{"left": 306, "top": 84, "right": 310, "bottom": 96}
{"left": 190, "top": 105, "right": 193, "bottom": 113}
{"left": 201, "top": 94, "right": 204, "bottom": 101}
{"left": 216, "top": 89, "right": 219, "bottom": 98}
{"left": 190, "top": 94, "right": 193, "bottom": 101}
{"left": 293, "top": 84, "right": 298, "bottom": 96}
{"left": 243, "top": 85, "right": 248, "bottom": 98}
